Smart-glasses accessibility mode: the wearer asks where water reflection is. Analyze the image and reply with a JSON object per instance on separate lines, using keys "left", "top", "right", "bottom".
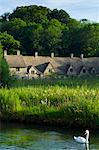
{"left": 85, "top": 144, "right": 89, "bottom": 150}
{"left": 0, "top": 122, "right": 99, "bottom": 150}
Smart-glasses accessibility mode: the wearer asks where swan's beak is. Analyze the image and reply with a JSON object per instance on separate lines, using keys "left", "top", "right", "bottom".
{"left": 84, "top": 132, "right": 87, "bottom": 135}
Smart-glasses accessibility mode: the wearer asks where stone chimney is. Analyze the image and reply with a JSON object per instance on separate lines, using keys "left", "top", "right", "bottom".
{"left": 51, "top": 52, "right": 54, "bottom": 58}
{"left": 17, "top": 50, "right": 20, "bottom": 55}
{"left": 35, "top": 52, "right": 38, "bottom": 57}
{"left": 70, "top": 53, "right": 74, "bottom": 58}
{"left": 4, "top": 49, "right": 7, "bottom": 56}
{"left": 80, "top": 54, "right": 84, "bottom": 59}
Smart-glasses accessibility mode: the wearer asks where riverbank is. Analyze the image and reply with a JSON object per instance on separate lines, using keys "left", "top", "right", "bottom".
{"left": 0, "top": 77, "right": 99, "bottom": 129}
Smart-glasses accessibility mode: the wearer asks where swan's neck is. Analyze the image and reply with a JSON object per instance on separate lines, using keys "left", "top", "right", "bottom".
{"left": 86, "top": 133, "right": 89, "bottom": 143}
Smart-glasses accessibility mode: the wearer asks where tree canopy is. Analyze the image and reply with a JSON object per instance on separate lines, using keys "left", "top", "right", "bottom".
{"left": 0, "top": 32, "right": 20, "bottom": 54}
{"left": 0, "top": 5, "right": 99, "bottom": 57}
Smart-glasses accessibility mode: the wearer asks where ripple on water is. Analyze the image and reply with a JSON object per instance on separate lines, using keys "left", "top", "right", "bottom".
{"left": 0, "top": 124, "right": 99, "bottom": 150}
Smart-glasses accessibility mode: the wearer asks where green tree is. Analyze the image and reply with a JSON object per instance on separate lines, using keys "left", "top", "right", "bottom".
{"left": 0, "top": 12, "right": 10, "bottom": 21}
{"left": 0, "top": 5, "right": 98, "bottom": 57}
{"left": 67, "top": 18, "right": 81, "bottom": 30}
{"left": 62, "top": 22, "right": 99, "bottom": 57}
{"left": 70, "top": 23, "right": 99, "bottom": 56}
{"left": 0, "top": 45, "right": 9, "bottom": 87}
{"left": 1, "top": 18, "right": 27, "bottom": 43}
{"left": 9, "top": 5, "right": 49, "bottom": 24}
{"left": 0, "top": 32, "right": 20, "bottom": 54}
{"left": 19, "top": 22, "right": 43, "bottom": 55}
{"left": 40, "top": 19, "right": 65, "bottom": 55}
{"left": 1, "top": 18, "right": 26, "bottom": 35}
{"left": 79, "top": 23, "right": 99, "bottom": 56}
{"left": 49, "top": 9, "right": 70, "bottom": 24}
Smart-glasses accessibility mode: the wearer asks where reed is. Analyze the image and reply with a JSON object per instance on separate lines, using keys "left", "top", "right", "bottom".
{"left": 0, "top": 77, "right": 99, "bottom": 128}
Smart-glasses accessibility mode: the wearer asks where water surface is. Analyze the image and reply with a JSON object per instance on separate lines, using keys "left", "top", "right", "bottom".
{"left": 0, "top": 122, "right": 99, "bottom": 150}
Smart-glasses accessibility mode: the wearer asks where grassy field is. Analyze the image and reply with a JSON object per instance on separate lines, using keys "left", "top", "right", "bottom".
{"left": 0, "top": 76, "right": 99, "bottom": 128}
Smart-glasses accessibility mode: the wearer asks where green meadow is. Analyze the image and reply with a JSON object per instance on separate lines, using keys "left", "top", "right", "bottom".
{"left": 0, "top": 76, "right": 99, "bottom": 129}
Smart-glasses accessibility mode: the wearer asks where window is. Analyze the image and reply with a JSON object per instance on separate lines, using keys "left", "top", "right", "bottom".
{"left": 91, "top": 69, "right": 95, "bottom": 74}
{"left": 49, "top": 69, "right": 52, "bottom": 73}
{"left": 70, "top": 68, "right": 73, "bottom": 72}
{"left": 83, "top": 69, "right": 86, "bottom": 73}
{"left": 16, "top": 67, "right": 20, "bottom": 71}
{"left": 31, "top": 71, "right": 35, "bottom": 74}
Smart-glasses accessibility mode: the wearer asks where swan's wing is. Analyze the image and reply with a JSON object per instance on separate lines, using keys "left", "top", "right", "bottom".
{"left": 78, "top": 136, "right": 86, "bottom": 141}
{"left": 74, "top": 136, "right": 86, "bottom": 143}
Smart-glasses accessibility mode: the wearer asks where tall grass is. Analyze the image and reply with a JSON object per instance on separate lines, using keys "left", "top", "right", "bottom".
{"left": 0, "top": 76, "right": 99, "bottom": 128}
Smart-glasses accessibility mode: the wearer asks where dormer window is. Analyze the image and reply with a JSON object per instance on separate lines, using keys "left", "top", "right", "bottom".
{"left": 79, "top": 66, "right": 88, "bottom": 76}
{"left": 49, "top": 69, "right": 52, "bottom": 73}
{"left": 90, "top": 68, "right": 96, "bottom": 74}
{"left": 66, "top": 64, "right": 76, "bottom": 76}
{"left": 92, "top": 69, "right": 95, "bottom": 74}
{"left": 70, "top": 68, "right": 73, "bottom": 72}
{"left": 83, "top": 69, "right": 86, "bottom": 73}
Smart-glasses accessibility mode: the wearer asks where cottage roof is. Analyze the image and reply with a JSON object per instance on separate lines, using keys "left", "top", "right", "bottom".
{"left": 23, "top": 56, "right": 51, "bottom": 66}
{"left": 51, "top": 57, "right": 82, "bottom": 74}
{"left": 22, "top": 56, "right": 99, "bottom": 75}
{"left": 81, "top": 57, "right": 99, "bottom": 74}
{"left": 5, "top": 55, "right": 26, "bottom": 68}
{"left": 23, "top": 56, "right": 52, "bottom": 73}
{"left": 35, "top": 62, "right": 50, "bottom": 73}
{"left": 5, "top": 54, "right": 99, "bottom": 75}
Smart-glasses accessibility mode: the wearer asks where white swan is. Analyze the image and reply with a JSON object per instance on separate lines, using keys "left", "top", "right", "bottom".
{"left": 74, "top": 130, "right": 89, "bottom": 144}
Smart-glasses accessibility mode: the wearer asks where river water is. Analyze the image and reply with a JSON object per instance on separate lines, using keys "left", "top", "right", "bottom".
{"left": 0, "top": 122, "right": 99, "bottom": 150}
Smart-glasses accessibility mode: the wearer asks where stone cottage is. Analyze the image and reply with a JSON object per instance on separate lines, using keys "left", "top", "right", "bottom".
{"left": 4, "top": 50, "right": 99, "bottom": 78}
